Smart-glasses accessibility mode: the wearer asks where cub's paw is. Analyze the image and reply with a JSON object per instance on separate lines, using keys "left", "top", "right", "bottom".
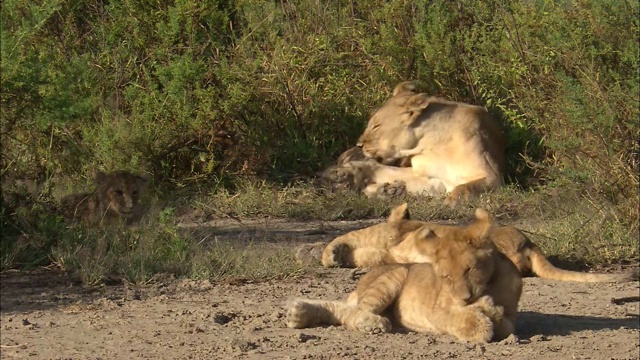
{"left": 456, "top": 310, "right": 494, "bottom": 343}
{"left": 286, "top": 299, "right": 317, "bottom": 329}
{"left": 326, "top": 243, "right": 351, "bottom": 268}
{"left": 350, "top": 267, "right": 369, "bottom": 281}
{"left": 377, "top": 180, "right": 406, "bottom": 198}
{"left": 472, "top": 295, "right": 504, "bottom": 322}
{"left": 352, "top": 312, "right": 392, "bottom": 335}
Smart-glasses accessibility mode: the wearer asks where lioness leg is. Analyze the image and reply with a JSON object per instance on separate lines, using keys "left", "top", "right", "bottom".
{"left": 444, "top": 177, "right": 490, "bottom": 207}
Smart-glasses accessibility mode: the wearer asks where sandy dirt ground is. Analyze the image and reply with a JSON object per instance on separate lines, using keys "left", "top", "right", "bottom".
{"left": 1, "top": 218, "right": 639, "bottom": 360}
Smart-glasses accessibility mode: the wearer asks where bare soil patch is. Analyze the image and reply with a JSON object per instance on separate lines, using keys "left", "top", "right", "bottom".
{"left": 1, "top": 219, "right": 638, "bottom": 360}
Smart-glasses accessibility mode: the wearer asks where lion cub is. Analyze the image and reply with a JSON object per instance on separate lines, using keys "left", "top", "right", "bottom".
{"left": 60, "top": 170, "right": 148, "bottom": 226}
{"left": 311, "top": 203, "right": 639, "bottom": 283}
{"left": 288, "top": 209, "right": 522, "bottom": 343}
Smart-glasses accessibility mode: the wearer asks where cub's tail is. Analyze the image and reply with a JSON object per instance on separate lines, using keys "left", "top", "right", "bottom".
{"left": 529, "top": 245, "right": 639, "bottom": 283}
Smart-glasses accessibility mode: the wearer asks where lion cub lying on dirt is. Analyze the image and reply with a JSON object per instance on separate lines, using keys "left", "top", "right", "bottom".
{"left": 296, "top": 203, "right": 638, "bottom": 283}
{"left": 60, "top": 170, "right": 148, "bottom": 226}
{"left": 288, "top": 209, "right": 522, "bottom": 343}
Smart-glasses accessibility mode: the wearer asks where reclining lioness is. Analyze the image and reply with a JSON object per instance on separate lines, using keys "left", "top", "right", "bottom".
{"left": 296, "top": 203, "right": 638, "bottom": 283}
{"left": 288, "top": 208, "right": 522, "bottom": 343}
{"left": 318, "top": 81, "right": 506, "bottom": 205}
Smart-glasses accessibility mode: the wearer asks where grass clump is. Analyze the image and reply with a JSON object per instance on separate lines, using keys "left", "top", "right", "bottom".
{"left": 47, "top": 216, "right": 305, "bottom": 286}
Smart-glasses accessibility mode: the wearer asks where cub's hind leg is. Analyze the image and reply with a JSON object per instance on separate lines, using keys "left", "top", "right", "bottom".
{"left": 286, "top": 298, "right": 391, "bottom": 335}
{"left": 287, "top": 298, "right": 349, "bottom": 328}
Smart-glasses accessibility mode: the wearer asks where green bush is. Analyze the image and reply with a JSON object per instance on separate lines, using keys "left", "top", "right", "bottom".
{"left": 2, "top": 0, "right": 638, "bottom": 275}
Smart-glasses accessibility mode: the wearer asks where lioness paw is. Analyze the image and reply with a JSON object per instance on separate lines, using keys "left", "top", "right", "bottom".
{"left": 377, "top": 180, "right": 406, "bottom": 198}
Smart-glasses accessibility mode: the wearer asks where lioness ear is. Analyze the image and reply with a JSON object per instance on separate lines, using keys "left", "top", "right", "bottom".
{"left": 393, "top": 81, "right": 417, "bottom": 96}
{"left": 388, "top": 203, "right": 410, "bottom": 222}
{"left": 405, "top": 93, "right": 431, "bottom": 111}
{"left": 400, "top": 93, "right": 432, "bottom": 125}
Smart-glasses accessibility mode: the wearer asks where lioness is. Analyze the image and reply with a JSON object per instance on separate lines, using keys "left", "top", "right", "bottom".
{"left": 296, "top": 203, "right": 638, "bottom": 283}
{"left": 288, "top": 209, "right": 522, "bottom": 343}
{"left": 60, "top": 170, "right": 148, "bottom": 226}
{"left": 327, "top": 81, "right": 506, "bottom": 205}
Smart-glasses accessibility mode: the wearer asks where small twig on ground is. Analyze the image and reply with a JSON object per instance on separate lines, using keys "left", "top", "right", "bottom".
{"left": 611, "top": 296, "right": 640, "bottom": 305}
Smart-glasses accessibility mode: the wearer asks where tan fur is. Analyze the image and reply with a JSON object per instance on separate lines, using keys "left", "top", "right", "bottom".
{"left": 60, "top": 170, "right": 148, "bottom": 226}
{"left": 311, "top": 203, "right": 639, "bottom": 283}
{"left": 354, "top": 81, "right": 506, "bottom": 205}
{"left": 288, "top": 211, "right": 522, "bottom": 343}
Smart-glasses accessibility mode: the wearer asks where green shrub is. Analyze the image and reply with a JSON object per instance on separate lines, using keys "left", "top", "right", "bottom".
{"left": 1, "top": 0, "right": 637, "bottom": 274}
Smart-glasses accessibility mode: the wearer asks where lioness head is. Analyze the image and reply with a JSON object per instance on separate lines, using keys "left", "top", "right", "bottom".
{"left": 95, "top": 170, "right": 148, "bottom": 219}
{"left": 408, "top": 208, "right": 496, "bottom": 305}
{"left": 357, "top": 81, "right": 433, "bottom": 164}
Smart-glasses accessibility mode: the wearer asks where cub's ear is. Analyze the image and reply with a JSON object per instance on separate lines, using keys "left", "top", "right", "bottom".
{"left": 415, "top": 226, "right": 435, "bottom": 241}
{"left": 135, "top": 174, "right": 149, "bottom": 191}
{"left": 93, "top": 171, "right": 108, "bottom": 185}
{"left": 388, "top": 203, "right": 410, "bottom": 223}
{"left": 393, "top": 81, "right": 417, "bottom": 96}
{"left": 467, "top": 208, "right": 494, "bottom": 246}
{"left": 474, "top": 208, "right": 490, "bottom": 222}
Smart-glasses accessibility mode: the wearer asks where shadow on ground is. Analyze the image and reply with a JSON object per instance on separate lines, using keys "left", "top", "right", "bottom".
{"left": 0, "top": 269, "right": 112, "bottom": 314}
{"left": 516, "top": 311, "right": 639, "bottom": 339}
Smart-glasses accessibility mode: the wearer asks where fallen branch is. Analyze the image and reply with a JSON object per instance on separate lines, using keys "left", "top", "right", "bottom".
{"left": 611, "top": 296, "right": 640, "bottom": 305}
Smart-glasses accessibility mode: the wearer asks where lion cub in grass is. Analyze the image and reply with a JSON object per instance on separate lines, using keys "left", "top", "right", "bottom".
{"left": 308, "top": 203, "right": 639, "bottom": 283}
{"left": 60, "top": 170, "right": 148, "bottom": 226}
{"left": 287, "top": 209, "right": 522, "bottom": 343}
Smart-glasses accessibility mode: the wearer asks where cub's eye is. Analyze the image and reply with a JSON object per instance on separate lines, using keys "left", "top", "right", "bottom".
{"left": 115, "top": 190, "right": 124, "bottom": 196}
{"left": 132, "top": 190, "right": 138, "bottom": 196}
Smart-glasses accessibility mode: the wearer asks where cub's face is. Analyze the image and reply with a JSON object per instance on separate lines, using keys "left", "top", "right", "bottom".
{"left": 96, "top": 171, "right": 148, "bottom": 219}
{"left": 409, "top": 221, "right": 495, "bottom": 306}
{"left": 434, "top": 245, "right": 495, "bottom": 306}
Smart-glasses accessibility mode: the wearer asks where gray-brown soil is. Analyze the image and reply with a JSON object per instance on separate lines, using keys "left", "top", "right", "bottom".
{"left": 1, "top": 218, "right": 639, "bottom": 360}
